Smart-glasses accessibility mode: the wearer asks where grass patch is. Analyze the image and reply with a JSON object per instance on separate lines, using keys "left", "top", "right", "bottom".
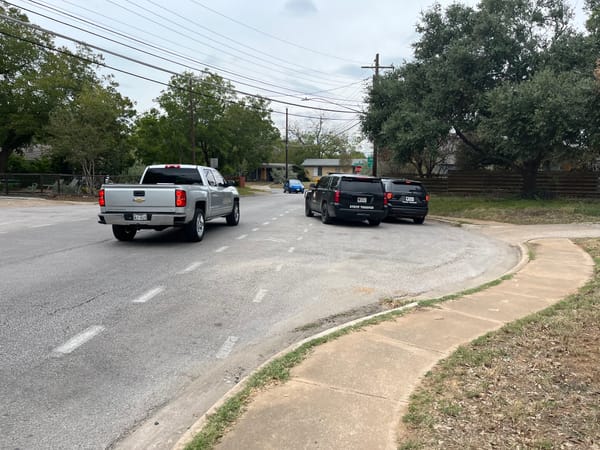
{"left": 429, "top": 195, "right": 600, "bottom": 224}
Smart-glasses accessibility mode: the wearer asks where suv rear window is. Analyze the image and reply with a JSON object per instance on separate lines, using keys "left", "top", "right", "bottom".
{"left": 339, "top": 177, "right": 383, "bottom": 194}
{"left": 386, "top": 182, "right": 424, "bottom": 195}
{"left": 141, "top": 168, "right": 203, "bottom": 185}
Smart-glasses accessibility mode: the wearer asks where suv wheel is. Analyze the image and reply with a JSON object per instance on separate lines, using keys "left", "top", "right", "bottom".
{"left": 321, "top": 202, "right": 332, "bottom": 224}
{"left": 368, "top": 219, "right": 381, "bottom": 226}
{"left": 413, "top": 217, "right": 425, "bottom": 224}
{"left": 305, "top": 199, "right": 313, "bottom": 217}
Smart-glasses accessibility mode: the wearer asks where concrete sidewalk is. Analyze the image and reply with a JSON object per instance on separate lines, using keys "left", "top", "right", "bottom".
{"left": 174, "top": 225, "right": 597, "bottom": 450}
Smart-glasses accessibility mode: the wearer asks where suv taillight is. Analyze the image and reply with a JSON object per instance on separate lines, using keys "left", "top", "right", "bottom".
{"left": 425, "top": 194, "right": 430, "bottom": 202}
{"left": 385, "top": 192, "right": 393, "bottom": 201}
{"left": 175, "top": 189, "right": 186, "bottom": 207}
{"left": 98, "top": 189, "right": 105, "bottom": 207}
{"left": 334, "top": 190, "right": 340, "bottom": 203}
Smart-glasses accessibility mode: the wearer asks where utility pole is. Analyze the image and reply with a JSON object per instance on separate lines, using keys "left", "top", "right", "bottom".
{"left": 189, "top": 77, "right": 196, "bottom": 165}
{"left": 285, "top": 108, "right": 289, "bottom": 180}
{"left": 362, "top": 53, "right": 393, "bottom": 177}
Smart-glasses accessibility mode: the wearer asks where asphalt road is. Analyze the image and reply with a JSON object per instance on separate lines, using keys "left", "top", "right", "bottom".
{"left": 0, "top": 192, "right": 518, "bottom": 449}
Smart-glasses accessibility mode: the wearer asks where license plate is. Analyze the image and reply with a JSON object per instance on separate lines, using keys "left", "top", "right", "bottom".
{"left": 357, "top": 197, "right": 367, "bottom": 203}
{"left": 133, "top": 213, "right": 148, "bottom": 221}
{"left": 404, "top": 196, "right": 415, "bottom": 203}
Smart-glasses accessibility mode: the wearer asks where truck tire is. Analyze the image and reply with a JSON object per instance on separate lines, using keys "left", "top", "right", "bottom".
{"left": 321, "top": 202, "right": 332, "bottom": 224}
{"left": 413, "top": 217, "right": 425, "bottom": 224}
{"left": 226, "top": 200, "right": 240, "bottom": 226}
{"left": 112, "top": 225, "right": 137, "bottom": 241}
{"left": 368, "top": 219, "right": 381, "bottom": 226}
{"left": 305, "top": 198, "right": 313, "bottom": 217}
{"left": 184, "top": 208, "right": 205, "bottom": 242}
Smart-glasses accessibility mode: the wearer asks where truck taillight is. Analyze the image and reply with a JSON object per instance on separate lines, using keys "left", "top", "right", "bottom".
{"left": 426, "top": 194, "right": 430, "bottom": 202}
{"left": 98, "top": 189, "right": 105, "bottom": 207}
{"left": 175, "top": 189, "right": 186, "bottom": 207}
{"left": 334, "top": 190, "right": 340, "bottom": 203}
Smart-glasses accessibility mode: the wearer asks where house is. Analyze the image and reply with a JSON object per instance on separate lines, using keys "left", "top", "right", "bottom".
{"left": 301, "top": 158, "right": 368, "bottom": 181}
{"left": 247, "top": 163, "right": 294, "bottom": 182}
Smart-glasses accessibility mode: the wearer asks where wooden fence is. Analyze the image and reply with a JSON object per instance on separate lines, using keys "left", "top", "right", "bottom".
{"left": 395, "top": 171, "right": 600, "bottom": 198}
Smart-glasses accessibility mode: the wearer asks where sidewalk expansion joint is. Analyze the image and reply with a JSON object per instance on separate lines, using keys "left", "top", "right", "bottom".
{"left": 292, "top": 377, "right": 395, "bottom": 402}
{"left": 438, "top": 306, "right": 508, "bottom": 325}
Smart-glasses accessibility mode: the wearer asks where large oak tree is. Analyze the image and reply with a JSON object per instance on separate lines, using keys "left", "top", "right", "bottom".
{"left": 363, "top": 0, "right": 600, "bottom": 195}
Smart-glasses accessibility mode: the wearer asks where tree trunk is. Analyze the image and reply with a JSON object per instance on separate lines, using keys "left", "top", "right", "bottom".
{"left": 0, "top": 149, "right": 10, "bottom": 173}
{"left": 520, "top": 160, "right": 540, "bottom": 198}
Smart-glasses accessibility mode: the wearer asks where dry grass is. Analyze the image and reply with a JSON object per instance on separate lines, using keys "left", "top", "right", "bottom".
{"left": 398, "top": 239, "right": 600, "bottom": 450}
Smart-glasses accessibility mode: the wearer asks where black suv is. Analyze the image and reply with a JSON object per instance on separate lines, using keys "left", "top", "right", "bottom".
{"left": 381, "top": 178, "right": 429, "bottom": 224}
{"left": 304, "top": 174, "right": 387, "bottom": 226}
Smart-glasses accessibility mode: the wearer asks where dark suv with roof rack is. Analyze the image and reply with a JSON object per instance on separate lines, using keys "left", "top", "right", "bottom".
{"left": 304, "top": 174, "right": 387, "bottom": 226}
{"left": 381, "top": 178, "right": 429, "bottom": 224}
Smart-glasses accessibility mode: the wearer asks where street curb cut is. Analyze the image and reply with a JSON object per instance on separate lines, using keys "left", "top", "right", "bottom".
{"left": 172, "top": 218, "right": 528, "bottom": 450}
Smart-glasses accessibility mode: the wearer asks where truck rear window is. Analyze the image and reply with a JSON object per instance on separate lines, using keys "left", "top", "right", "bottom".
{"left": 141, "top": 168, "right": 203, "bottom": 185}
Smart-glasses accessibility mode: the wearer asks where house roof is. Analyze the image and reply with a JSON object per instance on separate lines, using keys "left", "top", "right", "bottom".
{"left": 302, "top": 158, "right": 368, "bottom": 167}
{"left": 302, "top": 159, "right": 340, "bottom": 167}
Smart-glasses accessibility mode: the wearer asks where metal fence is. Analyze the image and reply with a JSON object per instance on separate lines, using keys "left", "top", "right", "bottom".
{"left": 0, "top": 173, "right": 139, "bottom": 196}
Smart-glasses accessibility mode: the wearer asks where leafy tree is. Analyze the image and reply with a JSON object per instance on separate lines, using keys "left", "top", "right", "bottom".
{"left": 155, "top": 71, "right": 234, "bottom": 166}
{"left": 0, "top": 3, "right": 100, "bottom": 172}
{"left": 222, "top": 96, "right": 280, "bottom": 175}
{"left": 478, "top": 69, "right": 596, "bottom": 194}
{"left": 363, "top": 0, "right": 600, "bottom": 195}
{"left": 46, "top": 83, "right": 135, "bottom": 193}
{"left": 131, "top": 108, "right": 184, "bottom": 164}
{"left": 286, "top": 115, "right": 362, "bottom": 170}
{"left": 133, "top": 71, "right": 280, "bottom": 174}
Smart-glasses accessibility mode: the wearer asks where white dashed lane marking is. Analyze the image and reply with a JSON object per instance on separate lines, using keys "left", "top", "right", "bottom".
{"left": 52, "top": 325, "right": 105, "bottom": 356}
{"left": 133, "top": 286, "right": 165, "bottom": 304}
{"left": 275, "top": 264, "right": 283, "bottom": 272}
{"left": 237, "top": 234, "right": 248, "bottom": 240}
{"left": 215, "top": 246, "right": 229, "bottom": 253}
{"left": 288, "top": 247, "right": 295, "bottom": 253}
{"left": 252, "top": 228, "right": 259, "bottom": 232}
{"left": 215, "top": 336, "right": 239, "bottom": 359}
{"left": 179, "top": 262, "right": 204, "bottom": 274}
{"left": 253, "top": 288, "right": 268, "bottom": 303}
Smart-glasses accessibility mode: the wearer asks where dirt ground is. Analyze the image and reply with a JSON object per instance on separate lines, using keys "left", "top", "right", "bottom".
{"left": 0, "top": 196, "right": 96, "bottom": 207}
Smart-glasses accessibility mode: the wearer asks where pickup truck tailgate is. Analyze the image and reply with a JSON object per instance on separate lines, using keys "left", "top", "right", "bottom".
{"left": 103, "top": 184, "right": 180, "bottom": 212}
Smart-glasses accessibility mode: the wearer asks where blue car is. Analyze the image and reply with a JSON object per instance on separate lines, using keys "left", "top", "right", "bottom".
{"left": 283, "top": 179, "right": 305, "bottom": 194}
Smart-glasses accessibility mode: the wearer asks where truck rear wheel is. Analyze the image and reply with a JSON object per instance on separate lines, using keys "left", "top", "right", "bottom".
{"left": 184, "top": 208, "right": 205, "bottom": 242}
{"left": 226, "top": 200, "right": 240, "bottom": 226}
{"left": 112, "top": 225, "right": 137, "bottom": 241}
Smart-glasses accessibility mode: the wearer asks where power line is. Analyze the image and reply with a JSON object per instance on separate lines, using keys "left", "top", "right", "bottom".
{"left": 15, "top": 0, "right": 358, "bottom": 106}
{"left": 0, "top": 24, "right": 357, "bottom": 121}
{"left": 1, "top": 13, "right": 360, "bottom": 115}
{"left": 15, "top": 0, "right": 366, "bottom": 110}
{"left": 188, "top": 0, "right": 364, "bottom": 66}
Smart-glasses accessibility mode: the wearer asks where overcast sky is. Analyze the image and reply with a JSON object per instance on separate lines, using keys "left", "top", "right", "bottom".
{"left": 8, "top": 0, "right": 590, "bottom": 139}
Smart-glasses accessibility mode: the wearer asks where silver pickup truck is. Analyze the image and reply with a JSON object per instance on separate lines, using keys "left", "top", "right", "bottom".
{"left": 98, "top": 164, "right": 240, "bottom": 242}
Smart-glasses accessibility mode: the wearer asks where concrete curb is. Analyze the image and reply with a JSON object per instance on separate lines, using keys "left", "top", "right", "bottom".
{"left": 172, "top": 301, "right": 421, "bottom": 450}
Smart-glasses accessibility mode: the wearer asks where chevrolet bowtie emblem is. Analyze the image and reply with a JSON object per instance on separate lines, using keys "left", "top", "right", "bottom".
{"left": 133, "top": 197, "right": 145, "bottom": 203}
